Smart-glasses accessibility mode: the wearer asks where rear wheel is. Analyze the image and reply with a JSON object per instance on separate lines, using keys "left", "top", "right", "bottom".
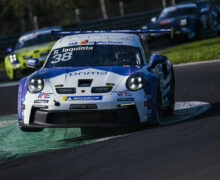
{"left": 20, "top": 126, "right": 44, "bottom": 132}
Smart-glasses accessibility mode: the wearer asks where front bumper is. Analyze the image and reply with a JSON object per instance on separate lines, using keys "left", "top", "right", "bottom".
{"left": 22, "top": 105, "right": 141, "bottom": 128}
{"left": 147, "top": 27, "right": 195, "bottom": 40}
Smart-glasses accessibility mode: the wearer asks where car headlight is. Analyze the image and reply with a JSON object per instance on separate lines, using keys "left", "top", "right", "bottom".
{"left": 142, "top": 25, "right": 148, "bottom": 29}
{"left": 126, "top": 74, "right": 144, "bottom": 91}
{"left": 9, "top": 54, "right": 19, "bottom": 64}
{"left": 28, "top": 77, "right": 44, "bottom": 93}
{"left": 180, "top": 19, "right": 187, "bottom": 26}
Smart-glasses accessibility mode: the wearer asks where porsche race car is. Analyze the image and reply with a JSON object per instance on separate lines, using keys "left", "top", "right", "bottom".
{"left": 18, "top": 30, "right": 175, "bottom": 132}
{"left": 142, "top": 2, "right": 220, "bottom": 41}
{"left": 4, "top": 26, "right": 61, "bottom": 80}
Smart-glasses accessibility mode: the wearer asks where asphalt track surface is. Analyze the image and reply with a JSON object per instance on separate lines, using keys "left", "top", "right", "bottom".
{"left": 0, "top": 61, "right": 220, "bottom": 180}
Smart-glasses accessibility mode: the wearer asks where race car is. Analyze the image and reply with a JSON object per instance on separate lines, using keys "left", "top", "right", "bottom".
{"left": 142, "top": 2, "right": 220, "bottom": 41}
{"left": 4, "top": 26, "right": 61, "bottom": 80}
{"left": 17, "top": 29, "right": 175, "bottom": 132}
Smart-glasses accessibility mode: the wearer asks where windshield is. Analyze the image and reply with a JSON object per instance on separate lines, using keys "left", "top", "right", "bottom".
{"left": 44, "top": 45, "right": 143, "bottom": 68}
{"left": 159, "top": 6, "right": 197, "bottom": 20}
{"left": 15, "top": 33, "right": 54, "bottom": 49}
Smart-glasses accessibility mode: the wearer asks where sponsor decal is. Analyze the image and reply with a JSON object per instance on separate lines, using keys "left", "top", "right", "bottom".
{"left": 117, "top": 90, "right": 132, "bottom": 97}
{"left": 38, "top": 92, "right": 53, "bottom": 99}
{"left": 61, "top": 46, "right": 93, "bottom": 53}
{"left": 89, "top": 40, "right": 123, "bottom": 45}
{"left": 106, "top": 83, "right": 115, "bottom": 86}
{"left": 51, "top": 46, "right": 93, "bottom": 64}
{"left": 70, "top": 104, "right": 97, "bottom": 109}
{"left": 117, "top": 98, "right": 134, "bottom": 102}
{"left": 68, "top": 40, "right": 123, "bottom": 46}
{"left": 68, "top": 41, "right": 78, "bottom": 46}
{"left": 69, "top": 71, "right": 108, "bottom": 76}
{"left": 34, "top": 100, "right": 49, "bottom": 103}
{"left": 62, "top": 96, "right": 103, "bottom": 101}
{"left": 55, "top": 84, "right": 64, "bottom": 87}
{"left": 79, "top": 40, "right": 89, "bottom": 45}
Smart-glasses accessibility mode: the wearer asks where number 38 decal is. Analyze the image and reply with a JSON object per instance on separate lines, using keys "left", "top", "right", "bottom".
{"left": 51, "top": 52, "right": 72, "bottom": 64}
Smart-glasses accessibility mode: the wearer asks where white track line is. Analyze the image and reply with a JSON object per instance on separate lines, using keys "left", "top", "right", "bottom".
{"left": 174, "top": 59, "right": 220, "bottom": 67}
{"left": 0, "top": 81, "right": 19, "bottom": 88}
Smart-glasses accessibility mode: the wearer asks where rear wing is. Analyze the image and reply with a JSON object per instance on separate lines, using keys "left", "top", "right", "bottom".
{"left": 51, "top": 28, "right": 174, "bottom": 39}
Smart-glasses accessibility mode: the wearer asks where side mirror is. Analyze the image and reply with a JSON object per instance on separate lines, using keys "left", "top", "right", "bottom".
{"left": 148, "top": 54, "right": 167, "bottom": 69}
{"left": 6, "top": 46, "right": 13, "bottom": 54}
{"left": 151, "top": 17, "right": 157, "bottom": 23}
{"left": 26, "top": 58, "right": 40, "bottom": 69}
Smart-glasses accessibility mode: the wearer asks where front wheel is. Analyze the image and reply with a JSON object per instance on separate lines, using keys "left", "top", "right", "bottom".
{"left": 165, "top": 69, "right": 175, "bottom": 115}
{"left": 156, "top": 86, "right": 163, "bottom": 123}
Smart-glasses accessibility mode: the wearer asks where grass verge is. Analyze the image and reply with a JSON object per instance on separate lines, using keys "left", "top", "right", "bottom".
{"left": 160, "top": 37, "right": 220, "bottom": 64}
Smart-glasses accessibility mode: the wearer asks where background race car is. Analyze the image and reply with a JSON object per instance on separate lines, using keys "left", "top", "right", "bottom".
{"left": 4, "top": 26, "right": 61, "bottom": 80}
{"left": 142, "top": 2, "right": 220, "bottom": 41}
{"left": 17, "top": 30, "right": 175, "bottom": 132}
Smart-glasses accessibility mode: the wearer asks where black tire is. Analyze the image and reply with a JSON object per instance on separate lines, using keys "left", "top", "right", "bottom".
{"left": 165, "top": 68, "right": 175, "bottom": 115}
{"left": 14, "top": 69, "right": 23, "bottom": 80}
{"left": 20, "top": 126, "right": 44, "bottom": 132}
{"left": 195, "top": 20, "right": 202, "bottom": 39}
{"left": 156, "top": 85, "right": 163, "bottom": 122}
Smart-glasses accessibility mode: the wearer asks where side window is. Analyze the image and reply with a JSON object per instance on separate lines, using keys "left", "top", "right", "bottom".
{"left": 140, "top": 38, "right": 150, "bottom": 63}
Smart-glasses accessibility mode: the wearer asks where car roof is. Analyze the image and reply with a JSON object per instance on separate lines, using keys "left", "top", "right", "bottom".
{"left": 19, "top": 26, "right": 61, "bottom": 42}
{"left": 53, "top": 33, "right": 141, "bottom": 49}
{"left": 166, "top": 3, "right": 197, "bottom": 10}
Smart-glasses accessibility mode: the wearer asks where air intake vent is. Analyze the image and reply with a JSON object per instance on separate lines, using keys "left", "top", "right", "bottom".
{"left": 78, "top": 79, "right": 93, "bottom": 87}
{"left": 91, "top": 86, "right": 112, "bottom": 93}
{"left": 56, "top": 88, "right": 76, "bottom": 94}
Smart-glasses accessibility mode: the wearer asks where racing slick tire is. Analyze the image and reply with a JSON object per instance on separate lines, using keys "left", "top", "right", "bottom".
{"left": 195, "top": 20, "right": 202, "bottom": 40}
{"left": 19, "top": 126, "right": 44, "bottom": 132}
{"left": 164, "top": 68, "right": 175, "bottom": 115}
{"left": 6, "top": 68, "right": 23, "bottom": 80}
{"left": 156, "top": 84, "right": 163, "bottom": 122}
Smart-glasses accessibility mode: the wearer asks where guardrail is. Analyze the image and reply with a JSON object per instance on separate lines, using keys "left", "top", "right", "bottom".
{"left": 0, "top": 9, "right": 161, "bottom": 63}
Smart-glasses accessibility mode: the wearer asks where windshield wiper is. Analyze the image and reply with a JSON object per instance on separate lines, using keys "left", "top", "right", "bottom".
{"left": 90, "top": 41, "right": 96, "bottom": 66}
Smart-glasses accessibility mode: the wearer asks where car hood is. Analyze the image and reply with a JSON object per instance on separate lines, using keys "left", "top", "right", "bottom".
{"left": 31, "top": 66, "right": 144, "bottom": 90}
{"left": 13, "top": 41, "right": 55, "bottom": 61}
{"left": 149, "top": 15, "right": 196, "bottom": 28}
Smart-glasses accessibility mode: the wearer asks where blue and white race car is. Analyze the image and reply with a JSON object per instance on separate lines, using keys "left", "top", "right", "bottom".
{"left": 142, "top": 2, "right": 220, "bottom": 41}
{"left": 18, "top": 30, "right": 175, "bottom": 132}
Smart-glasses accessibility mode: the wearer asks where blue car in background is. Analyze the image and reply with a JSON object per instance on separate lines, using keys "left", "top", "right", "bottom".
{"left": 142, "top": 2, "right": 220, "bottom": 41}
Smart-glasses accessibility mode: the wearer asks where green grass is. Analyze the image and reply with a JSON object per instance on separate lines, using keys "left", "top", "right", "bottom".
{"left": 160, "top": 37, "right": 220, "bottom": 64}
{"left": 0, "top": 62, "right": 4, "bottom": 70}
